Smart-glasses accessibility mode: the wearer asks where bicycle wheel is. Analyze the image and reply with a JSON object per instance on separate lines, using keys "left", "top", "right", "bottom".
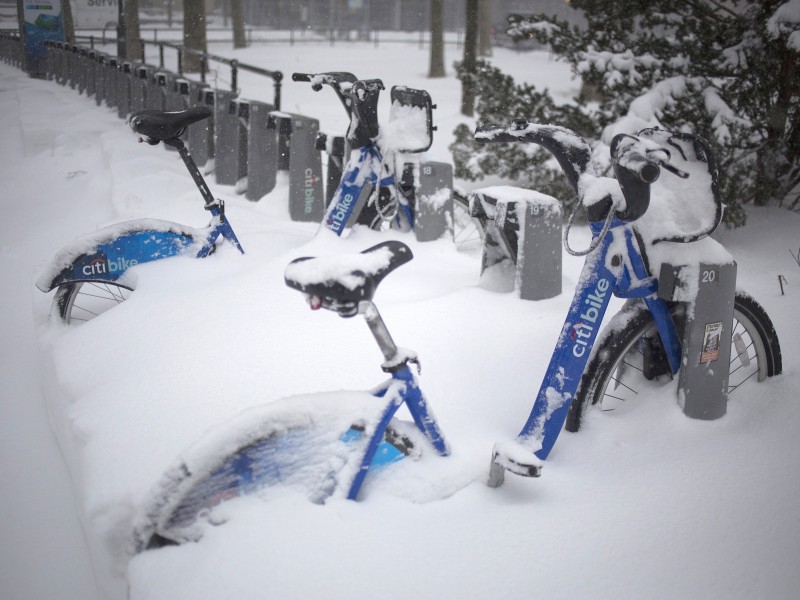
{"left": 53, "top": 281, "right": 133, "bottom": 325}
{"left": 566, "top": 292, "right": 782, "bottom": 432}
{"left": 452, "top": 192, "right": 485, "bottom": 252}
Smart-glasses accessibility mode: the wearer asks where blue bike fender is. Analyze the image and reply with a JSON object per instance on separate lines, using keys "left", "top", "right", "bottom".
{"left": 36, "top": 219, "right": 205, "bottom": 292}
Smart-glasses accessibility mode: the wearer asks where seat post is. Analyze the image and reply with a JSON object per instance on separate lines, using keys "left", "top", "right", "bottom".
{"left": 165, "top": 137, "right": 218, "bottom": 209}
{"left": 358, "top": 301, "right": 398, "bottom": 364}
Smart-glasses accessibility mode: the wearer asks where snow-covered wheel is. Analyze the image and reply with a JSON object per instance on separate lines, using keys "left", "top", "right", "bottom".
{"left": 53, "top": 281, "right": 133, "bottom": 325}
{"left": 566, "top": 292, "right": 782, "bottom": 431}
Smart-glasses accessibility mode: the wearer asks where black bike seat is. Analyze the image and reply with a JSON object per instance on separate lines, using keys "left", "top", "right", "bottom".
{"left": 129, "top": 106, "right": 212, "bottom": 142}
{"left": 285, "top": 241, "right": 413, "bottom": 311}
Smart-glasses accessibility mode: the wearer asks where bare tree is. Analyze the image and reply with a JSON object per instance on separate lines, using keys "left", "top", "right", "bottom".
{"left": 183, "top": 0, "right": 208, "bottom": 73}
{"left": 428, "top": 0, "right": 446, "bottom": 77}
{"left": 461, "top": 0, "right": 479, "bottom": 116}
{"left": 231, "top": 0, "right": 247, "bottom": 49}
{"left": 60, "top": 0, "right": 75, "bottom": 44}
{"left": 478, "top": 0, "right": 492, "bottom": 57}
{"left": 122, "top": 0, "right": 142, "bottom": 61}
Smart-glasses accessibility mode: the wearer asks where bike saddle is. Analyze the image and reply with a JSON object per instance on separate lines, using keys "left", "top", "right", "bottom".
{"left": 129, "top": 106, "right": 212, "bottom": 142}
{"left": 284, "top": 241, "right": 413, "bottom": 316}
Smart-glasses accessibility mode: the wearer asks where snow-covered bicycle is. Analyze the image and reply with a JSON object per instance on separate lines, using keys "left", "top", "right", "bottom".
{"left": 475, "top": 120, "right": 783, "bottom": 485}
{"left": 36, "top": 106, "right": 244, "bottom": 324}
{"left": 130, "top": 240, "right": 450, "bottom": 551}
{"left": 292, "top": 71, "right": 481, "bottom": 246}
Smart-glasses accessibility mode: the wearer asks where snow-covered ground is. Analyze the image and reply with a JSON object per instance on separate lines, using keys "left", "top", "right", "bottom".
{"left": 1, "top": 38, "right": 798, "bottom": 600}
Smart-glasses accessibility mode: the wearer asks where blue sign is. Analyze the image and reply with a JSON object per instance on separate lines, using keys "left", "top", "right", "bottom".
{"left": 22, "top": 2, "right": 63, "bottom": 76}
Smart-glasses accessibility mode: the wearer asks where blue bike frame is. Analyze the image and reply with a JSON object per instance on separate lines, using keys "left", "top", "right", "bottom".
{"left": 321, "top": 140, "right": 413, "bottom": 236}
{"left": 346, "top": 362, "right": 449, "bottom": 499}
{"left": 517, "top": 217, "right": 681, "bottom": 460}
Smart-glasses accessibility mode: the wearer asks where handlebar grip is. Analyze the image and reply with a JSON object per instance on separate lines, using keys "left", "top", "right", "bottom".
{"left": 617, "top": 152, "right": 661, "bottom": 184}
{"left": 291, "top": 73, "right": 313, "bottom": 82}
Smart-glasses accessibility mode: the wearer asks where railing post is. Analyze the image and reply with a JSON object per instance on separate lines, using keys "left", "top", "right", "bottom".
{"left": 230, "top": 59, "right": 238, "bottom": 93}
{"left": 273, "top": 72, "right": 282, "bottom": 111}
{"left": 159, "top": 44, "right": 164, "bottom": 69}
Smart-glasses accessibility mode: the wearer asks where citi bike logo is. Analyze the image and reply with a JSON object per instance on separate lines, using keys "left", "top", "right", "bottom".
{"left": 80, "top": 253, "right": 139, "bottom": 277}
{"left": 304, "top": 168, "right": 319, "bottom": 214}
{"left": 327, "top": 192, "right": 355, "bottom": 232}
{"left": 571, "top": 277, "right": 610, "bottom": 358}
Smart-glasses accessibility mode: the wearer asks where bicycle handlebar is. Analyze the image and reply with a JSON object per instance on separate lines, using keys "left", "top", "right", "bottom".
{"left": 475, "top": 119, "right": 694, "bottom": 224}
{"left": 616, "top": 151, "right": 662, "bottom": 184}
{"left": 610, "top": 133, "right": 690, "bottom": 184}
{"left": 475, "top": 119, "right": 591, "bottom": 196}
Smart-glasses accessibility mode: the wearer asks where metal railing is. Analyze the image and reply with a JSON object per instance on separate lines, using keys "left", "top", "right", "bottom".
{"left": 138, "top": 39, "right": 282, "bottom": 109}
{"left": 69, "top": 34, "right": 282, "bottom": 110}
{"left": 0, "top": 30, "right": 23, "bottom": 68}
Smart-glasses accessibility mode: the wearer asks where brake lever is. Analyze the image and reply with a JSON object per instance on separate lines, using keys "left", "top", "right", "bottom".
{"left": 659, "top": 160, "right": 690, "bottom": 179}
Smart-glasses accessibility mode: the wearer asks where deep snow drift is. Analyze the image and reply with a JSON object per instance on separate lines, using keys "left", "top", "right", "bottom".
{"left": 1, "top": 37, "right": 798, "bottom": 600}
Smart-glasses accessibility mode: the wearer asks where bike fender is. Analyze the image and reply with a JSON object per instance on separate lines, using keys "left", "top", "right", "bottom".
{"left": 36, "top": 219, "right": 203, "bottom": 292}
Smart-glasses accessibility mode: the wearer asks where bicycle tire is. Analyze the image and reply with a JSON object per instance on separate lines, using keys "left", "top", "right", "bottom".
{"left": 566, "top": 292, "right": 782, "bottom": 432}
{"left": 53, "top": 281, "right": 134, "bottom": 325}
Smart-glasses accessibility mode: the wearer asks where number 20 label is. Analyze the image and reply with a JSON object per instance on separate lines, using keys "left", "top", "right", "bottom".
{"left": 702, "top": 270, "right": 717, "bottom": 283}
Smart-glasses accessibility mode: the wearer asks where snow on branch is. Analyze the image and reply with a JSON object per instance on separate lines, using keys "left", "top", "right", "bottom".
{"left": 506, "top": 17, "right": 560, "bottom": 40}
{"left": 767, "top": 0, "right": 800, "bottom": 50}
{"left": 577, "top": 47, "right": 665, "bottom": 87}
{"left": 602, "top": 76, "right": 693, "bottom": 142}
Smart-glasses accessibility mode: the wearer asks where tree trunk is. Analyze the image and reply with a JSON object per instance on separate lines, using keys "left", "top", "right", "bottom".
{"left": 461, "top": 0, "right": 479, "bottom": 116}
{"left": 123, "top": 0, "right": 142, "bottom": 61}
{"left": 755, "top": 48, "right": 797, "bottom": 206}
{"left": 183, "top": 0, "right": 208, "bottom": 73}
{"left": 60, "top": 0, "right": 75, "bottom": 44}
{"left": 428, "top": 0, "right": 445, "bottom": 77}
{"left": 231, "top": 0, "right": 247, "bottom": 49}
{"left": 478, "top": 0, "right": 492, "bottom": 57}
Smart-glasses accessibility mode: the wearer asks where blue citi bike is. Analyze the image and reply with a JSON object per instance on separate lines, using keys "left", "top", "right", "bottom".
{"left": 472, "top": 120, "right": 783, "bottom": 485}
{"left": 36, "top": 106, "right": 244, "bottom": 324}
{"left": 130, "top": 240, "right": 450, "bottom": 551}
{"left": 292, "top": 71, "right": 428, "bottom": 234}
{"left": 292, "top": 71, "right": 482, "bottom": 247}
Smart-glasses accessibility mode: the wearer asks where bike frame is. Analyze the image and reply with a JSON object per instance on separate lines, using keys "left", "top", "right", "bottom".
{"left": 516, "top": 216, "right": 682, "bottom": 461}
{"left": 321, "top": 143, "right": 413, "bottom": 235}
{"left": 346, "top": 359, "right": 449, "bottom": 499}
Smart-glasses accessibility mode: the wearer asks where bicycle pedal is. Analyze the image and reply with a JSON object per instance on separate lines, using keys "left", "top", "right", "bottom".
{"left": 487, "top": 441, "right": 543, "bottom": 488}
